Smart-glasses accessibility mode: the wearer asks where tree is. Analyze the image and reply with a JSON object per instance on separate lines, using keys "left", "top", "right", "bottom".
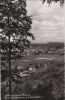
{"left": 42, "top": 0, "right": 64, "bottom": 7}
{"left": 0, "top": 0, "right": 34, "bottom": 99}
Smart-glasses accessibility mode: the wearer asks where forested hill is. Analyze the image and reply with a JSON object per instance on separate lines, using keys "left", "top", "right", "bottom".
{"left": 31, "top": 42, "right": 64, "bottom": 49}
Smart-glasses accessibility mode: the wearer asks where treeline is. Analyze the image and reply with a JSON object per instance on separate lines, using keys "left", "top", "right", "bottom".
{"left": 31, "top": 42, "right": 64, "bottom": 49}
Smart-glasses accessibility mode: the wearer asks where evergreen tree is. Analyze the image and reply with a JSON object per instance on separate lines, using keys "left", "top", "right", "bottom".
{"left": 0, "top": 0, "right": 34, "bottom": 99}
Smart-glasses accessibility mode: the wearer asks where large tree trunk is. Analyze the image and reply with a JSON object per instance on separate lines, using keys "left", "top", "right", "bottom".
{"left": 8, "top": 8, "right": 12, "bottom": 100}
{"left": 9, "top": 36, "right": 12, "bottom": 100}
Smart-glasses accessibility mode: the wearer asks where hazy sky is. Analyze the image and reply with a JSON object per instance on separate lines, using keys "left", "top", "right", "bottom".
{"left": 26, "top": 0, "right": 65, "bottom": 43}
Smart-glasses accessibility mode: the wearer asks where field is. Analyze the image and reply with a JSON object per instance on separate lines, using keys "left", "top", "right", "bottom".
{"left": 11, "top": 54, "right": 64, "bottom": 66}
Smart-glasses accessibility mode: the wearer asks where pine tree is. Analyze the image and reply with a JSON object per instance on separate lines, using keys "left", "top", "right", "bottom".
{"left": 0, "top": 0, "right": 34, "bottom": 99}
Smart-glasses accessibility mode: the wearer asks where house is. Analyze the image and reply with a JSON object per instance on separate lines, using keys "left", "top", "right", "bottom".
{"left": 19, "top": 70, "right": 29, "bottom": 77}
{"left": 19, "top": 72, "right": 29, "bottom": 78}
{"left": 29, "top": 67, "right": 36, "bottom": 72}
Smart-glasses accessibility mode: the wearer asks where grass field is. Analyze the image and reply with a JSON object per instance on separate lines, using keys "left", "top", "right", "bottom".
{"left": 11, "top": 54, "right": 64, "bottom": 65}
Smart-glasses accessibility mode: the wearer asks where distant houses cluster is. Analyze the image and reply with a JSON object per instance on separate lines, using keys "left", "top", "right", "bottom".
{"left": 22, "top": 46, "right": 64, "bottom": 56}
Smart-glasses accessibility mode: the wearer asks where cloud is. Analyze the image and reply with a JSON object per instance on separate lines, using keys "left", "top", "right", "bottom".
{"left": 26, "top": 0, "right": 42, "bottom": 16}
{"left": 26, "top": 1, "right": 65, "bottom": 43}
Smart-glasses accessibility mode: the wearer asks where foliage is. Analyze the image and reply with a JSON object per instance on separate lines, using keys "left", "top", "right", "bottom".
{"left": 42, "top": 0, "right": 64, "bottom": 7}
{"left": 0, "top": 0, "right": 34, "bottom": 99}
{"left": 9, "top": 58, "right": 64, "bottom": 100}
{"left": 0, "top": 0, "right": 34, "bottom": 83}
{"left": 0, "top": 0, "right": 34, "bottom": 62}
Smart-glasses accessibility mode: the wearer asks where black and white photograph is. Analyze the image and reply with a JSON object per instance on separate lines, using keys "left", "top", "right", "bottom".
{"left": 0, "top": 0, "right": 65, "bottom": 100}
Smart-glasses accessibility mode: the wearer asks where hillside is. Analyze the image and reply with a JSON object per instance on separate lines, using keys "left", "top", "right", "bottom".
{"left": 11, "top": 55, "right": 64, "bottom": 100}
{"left": 31, "top": 42, "right": 64, "bottom": 49}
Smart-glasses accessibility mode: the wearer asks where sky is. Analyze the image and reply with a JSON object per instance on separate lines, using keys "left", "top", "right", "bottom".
{"left": 26, "top": 0, "right": 65, "bottom": 43}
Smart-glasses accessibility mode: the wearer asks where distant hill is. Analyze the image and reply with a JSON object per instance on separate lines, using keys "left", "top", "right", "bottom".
{"left": 31, "top": 42, "right": 64, "bottom": 49}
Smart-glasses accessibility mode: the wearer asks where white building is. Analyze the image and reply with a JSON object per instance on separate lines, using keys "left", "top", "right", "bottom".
{"left": 29, "top": 67, "right": 36, "bottom": 72}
